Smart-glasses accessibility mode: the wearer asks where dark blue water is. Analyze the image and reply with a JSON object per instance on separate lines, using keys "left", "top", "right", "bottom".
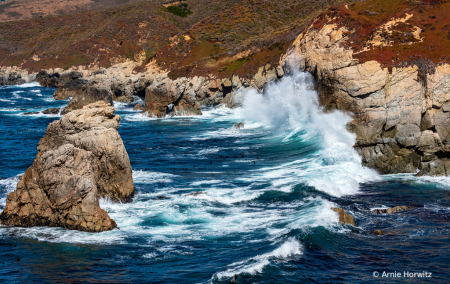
{"left": 1, "top": 77, "right": 450, "bottom": 283}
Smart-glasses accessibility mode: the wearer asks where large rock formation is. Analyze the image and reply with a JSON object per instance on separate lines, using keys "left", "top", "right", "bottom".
{"left": 0, "top": 102, "right": 134, "bottom": 232}
{"left": 282, "top": 1, "right": 450, "bottom": 176}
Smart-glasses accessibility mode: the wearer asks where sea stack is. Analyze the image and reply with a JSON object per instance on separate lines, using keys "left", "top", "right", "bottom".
{"left": 0, "top": 101, "right": 134, "bottom": 232}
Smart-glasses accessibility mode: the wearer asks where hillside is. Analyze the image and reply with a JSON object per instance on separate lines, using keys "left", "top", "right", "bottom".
{"left": 0, "top": 0, "right": 352, "bottom": 79}
{"left": 0, "top": 0, "right": 147, "bottom": 22}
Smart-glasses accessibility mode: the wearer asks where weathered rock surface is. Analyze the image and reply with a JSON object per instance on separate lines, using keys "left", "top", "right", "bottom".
{"left": 282, "top": 7, "right": 450, "bottom": 176}
{"left": 331, "top": 207, "right": 356, "bottom": 226}
{"left": 0, "top": 102, "right": 134, "bottom": 232}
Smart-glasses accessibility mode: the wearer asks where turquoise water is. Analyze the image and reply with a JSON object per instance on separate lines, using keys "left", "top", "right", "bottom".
{"left": 1, "top": 74, "right": 449, "bottom": 283}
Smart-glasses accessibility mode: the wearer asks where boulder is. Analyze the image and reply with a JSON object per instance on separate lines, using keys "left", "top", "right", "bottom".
{"left": 0, "top": 102, "right": 134, "bottom": 232}
{"left": 331, "top": 207, "right": 356, "bottom": 226}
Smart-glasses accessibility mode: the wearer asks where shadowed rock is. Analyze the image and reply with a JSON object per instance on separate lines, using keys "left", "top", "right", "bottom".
{"left": 0, "top": 101, "right": 134, "bottom": 232}
{"left": 65, "top": 75, "right": 113, "bottom": 112}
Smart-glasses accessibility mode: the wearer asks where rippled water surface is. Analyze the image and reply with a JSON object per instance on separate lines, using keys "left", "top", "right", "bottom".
{"left": 1, "top": 76, "right": 450, "bottom": 283}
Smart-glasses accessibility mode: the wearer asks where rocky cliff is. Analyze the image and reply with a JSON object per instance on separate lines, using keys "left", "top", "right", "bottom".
{"left": 0, "top": 102, "right": 134, "bottom": 232}
{"left": 282, "top": 0, "right": 450, "bottom": 176}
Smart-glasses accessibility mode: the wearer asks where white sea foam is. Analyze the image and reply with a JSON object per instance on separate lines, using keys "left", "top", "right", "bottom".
{"left": 16, "top": 82, "right": 41, "bottom": 88}
{"left": 215, "top": 237, "right": 303, "bottom": 279}
{"left": 132, "top": 170, "right": 177, "bottom": 184}
{"left": 239, "top": 72, "right": 379, "bottom": 197}
{"left": 0, "top": 99, "right": 11, "bottom": 102}
{"left": 124, "top": 112, "right": 158, "bottom": 122}
{"left": 190, "top": 180, "right": 222, "bottom": 186}
{"left": 0, "top": 174, "right": 22, "bottom": 206}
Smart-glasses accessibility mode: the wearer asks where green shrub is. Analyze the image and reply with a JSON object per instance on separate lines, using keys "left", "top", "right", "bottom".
{"left": 166, "top": 3, "right": 192, "bottom": 18}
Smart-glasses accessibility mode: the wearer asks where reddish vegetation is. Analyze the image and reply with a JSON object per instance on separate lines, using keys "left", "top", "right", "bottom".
{"left": 311, "top": 0, "right": 450, "bottom": 72}
{"left": 0, "top": 0, "right": 352, "bottom": 78}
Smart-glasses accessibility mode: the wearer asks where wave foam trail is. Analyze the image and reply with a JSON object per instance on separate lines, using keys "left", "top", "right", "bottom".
{"left": 215, "top": 237, "right": 303, "bottom": 280}
{"left": 240, "top": 72, "right": 379, "bottom": 197}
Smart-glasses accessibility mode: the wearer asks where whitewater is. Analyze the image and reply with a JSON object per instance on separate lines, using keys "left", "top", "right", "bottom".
{"left": 1, "top": 73, "right": 450, "bottom": 283}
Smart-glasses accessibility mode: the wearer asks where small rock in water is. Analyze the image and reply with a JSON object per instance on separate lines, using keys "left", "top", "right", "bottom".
{"left": 156, "top": 196, "right": 170, "bottom": 200}
{"left": 134, "top": 104, "right": 144, "bottom": 111}
{"left": 230, "top": 274, "right": 239, "bottom": 284}
{"left": 42, "top": 108, "right": 60, "bottom": 114}
{"left": 22, "top": 112, "right": 39, "bottom": 115}
{"left": 374, "top": 230, "right": 384, "bottom": 236}
{"left": 234, "top": 122, "right": 244, "bottom": 129}
{"left": 331, "top": 207, "right": 356, "bottom": 226}
{"left": 372, "top": 206, "right": 412, "bottom": 214}
{"left": 186, "top": 192, "right": 206, "bottom": 197}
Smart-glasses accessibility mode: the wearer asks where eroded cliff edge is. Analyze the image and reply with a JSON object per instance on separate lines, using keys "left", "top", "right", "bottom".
{"left": 0, "top": 102, "right": 134, "bottom": 232}
{"left": 281, "top": 0, "right": 450, "bottom": 176}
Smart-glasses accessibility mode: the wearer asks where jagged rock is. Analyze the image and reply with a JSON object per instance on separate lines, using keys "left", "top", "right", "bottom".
{"left": 331, "top": 207, "right": 356, "bottom": 226}
{"left": 65, "top": 75, "right": 114, "bottom": 112}
{"left": 0, "top": 102, "right": 134, "bottom": 232}
{"left": 234, "top": 122, "right": 244, "bottom": 129}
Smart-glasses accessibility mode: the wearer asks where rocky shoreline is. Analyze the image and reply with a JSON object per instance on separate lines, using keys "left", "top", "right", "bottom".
{"left": 2, "top": 3, "right": 450, "bottom": 178}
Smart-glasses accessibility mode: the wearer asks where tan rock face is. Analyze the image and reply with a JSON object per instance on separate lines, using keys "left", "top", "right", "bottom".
{"left": 144, "top": 78, "right": 201, "bottom": 118}
{"left": 0, "top": 102, "right": 134, "bottom": 232}
{"left": 282, "top": 17, "right": 450, "bottom": 176}
{"left": 331, "top": 207, "right": 356, "bottom": 226}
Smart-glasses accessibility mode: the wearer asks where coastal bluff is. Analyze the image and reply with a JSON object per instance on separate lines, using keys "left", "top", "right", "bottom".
{"left": 0, "top": 102, "right": 134, "bottom": 232}
{"left": 282, "top": 0, "right": 450, "bottom": 176}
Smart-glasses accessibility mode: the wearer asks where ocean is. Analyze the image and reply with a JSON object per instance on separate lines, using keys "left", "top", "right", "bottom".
{"left": 1, "top": 73, "right": 449, "bottom": 283}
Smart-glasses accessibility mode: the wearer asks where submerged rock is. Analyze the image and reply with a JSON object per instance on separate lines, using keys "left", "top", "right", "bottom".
{"left": 331, "top": 207, "right": 356, "bottom": 226}
{"left": 374, "top": 229, "right": 384, "bottom": 236}
{"left": 0, "top": 102, "right": 134, "bottom": 232}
